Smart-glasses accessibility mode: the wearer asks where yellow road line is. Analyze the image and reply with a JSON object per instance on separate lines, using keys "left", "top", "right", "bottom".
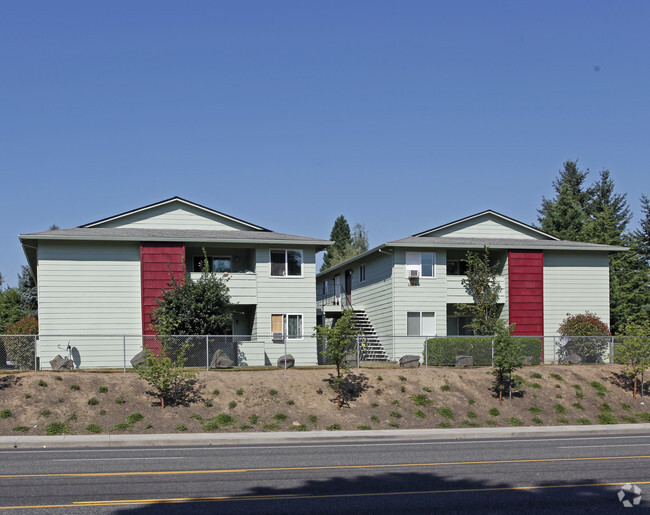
{"left": 1, "top": 480, "right": 650, "bottom": 510}
{"left": 1, "top": 454, "right": 650, "bottom": 479}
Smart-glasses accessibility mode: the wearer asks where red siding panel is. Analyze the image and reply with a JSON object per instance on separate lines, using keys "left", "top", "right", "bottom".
{"left": 508, "top": 250, "right": 543, "bottom": 338}
{"left": 140, "top": 243, "right": 185, "bottom": 344}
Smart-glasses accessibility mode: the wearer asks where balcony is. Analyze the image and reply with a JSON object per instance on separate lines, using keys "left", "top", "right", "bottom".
{"left": 189, "top": 272, "right": 257, "bottom": 304}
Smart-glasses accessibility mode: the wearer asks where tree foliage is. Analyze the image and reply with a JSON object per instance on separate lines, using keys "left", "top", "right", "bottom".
{"left": 616, "top": 320, "right": 650, "bottom": 398}
{"left": 460, "top": 247, "right": 503, "bottom": 335}
{"left": 0, "top": 288, "right": 28, "bottom": 334}
{"left": 150, "top": 258, "right": 232, "bottom": 336}
{"left": 314, "top": 310, "right": 360, "bottom": 409}
{"left": 321, "top": 217, "right": 369, "bottom": 270}
{"left": 135, "top": 342, "right": 195, "bottom": 409}
{"left": 491, "top": 321, "right": 524, "bottom": 401}
{"left": 538, "top": 163, "right": 650, "bottom": 332}
{"left": 558, "top": 312, "right": 610, "bottom": 363}
{"left": 3, "top": 315, "right": 38, "bottom": 370}
{"left": 18, "top": 266, "right": 37, "bottom": 313}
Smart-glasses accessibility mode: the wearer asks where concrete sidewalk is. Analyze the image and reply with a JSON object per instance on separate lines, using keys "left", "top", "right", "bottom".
{"left": 2, "top": 423, "right": 649, "bottom": 449}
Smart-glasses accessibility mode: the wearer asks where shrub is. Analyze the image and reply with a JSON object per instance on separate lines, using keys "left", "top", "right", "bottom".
{"left": 38, "top": 380, "right": 47, "bottom": 388}
{"left": 99, "top": 410, "right": 106, "bottom": 416}
{"left": 596, "top": 412, "right": 618, "bottom": 424}
{"left": 621, "top": 403, "right": 632, "bottom": 412}
{"left": 176, "top": 425, "right": 188, "bottom": 432}
{"left": 529, "top": 406, "right": 543, "bottom": 414}
{"left": 637, "top": 413, "right": 650, "bottom": 422}
{"left": 553, "top": 404, "right": 567, "bottom": 414}
{"left": 532, "top": 417, "right": 543, "bottom": 425}
{"left": 249, "top": 414, "right": 260, "bottom": 425}
{"left": 55, "top": 375, "right": 62, "bottom": 381}
{"left": 12, "top": 426, "right": 29, "bottom": 433}
{"left": 39, "top": 410, "right": 51, "bottom": 418}
{"left": 422, "top": 386, "right": 432, "bottom": 392}
{"left": 414, "top": 410, "right": 426, "bottom": 419}
{"left": 57, "top": 397, "right": 64, "bottom": 403}
{"left": 98, "top": 386, "right": 108, "bottom": 394}
{"left": 326, "top": 424, "right": 341, "bottom": 431}
{"left": 437, "top": 407, "right": 454, "bottom": 419}
{"left": 410, "top": 394, "right": 433, "bottom": 407}
{"left": 577, "top": 418, "right": 591, "bottom": 425}
{"left": 87, "top": 397, "right": 99, "bottom": 406}
{"left": 46, "top": 422, "right": 69, "bottom": 435}
{"left": 531, "top": 373, "right": 542, "bottom": 379}
{"left": 135, "top": 346, "right": 195, "bottom": 409}
{"left": 229, "top": 401, "right": 237, "bottom": 409}
{"left": 357, "top": 425, "right": 371, "bottom": 430}
{"left": 127, "top": 413, "right": 144, "bottom": 425}
{"left": 437, "top": 421, "right": 452, "bottom": 428}
{"left": 204, "top": 400, "right": 213, "bottom": 408}
{"left": 398, "top": 375, "right": 407, "bottom": 382}
{"left": 370, "top": 415, "right": 380, "bottom": 423}
{"left": 558, "top": 312, "right": 610, "bottom": 363}
{"left": 549, "top": 373, "right": 564, "bottom": 382}
{"left": 4, "top": 316, "right": 37, "bottom": 369}
{"left": 390, "top": 411, "right": 402, "bottom": 419}
{"left": 287, "top": 400, "right": 295, "bottom": 405}
{"left": 85, "top": 424, "right": 103, "bottom": 434}
{"left": 440, "top": 385, "right": 450, "bottom": 392}
{"left": 467, "top": 410, "right": 478, "bottom": 419}
{"left": 467, "top": 398, "right": 476, "bottom": 405}
{"left": 70, "top": 384, "right": 80, "bottom": 391}
{"left": 213, "top": 413, "right": 236, "bottom": 426}
{"left": 400, "top": 385, "right": 406, "bottom": 393}
{"left": 460, "top": 420, "right": 481, "bottom": 428}
{"left": 488, "top": 407, "right": 500, "bottom": 417}
{"left": 273, "top": 413, "right": 288, "bottom": 422}
{"left": 236, "top": 389, "right": 244, "bottom": 396}
{"left": 506, "top": 417, "right": 524, "bottom": 426}
{"left": 212, "top": 389, "right": 220, "bottom": 396}
{"left": 0, "top": 409, "right": 14, "bottom": 419}
{"left": 389, "top": 421, "right": 400, "bottom": 428}
{"left": 114, "top": 396, "right": 125, "bottom": 405}
{"left": 269, "top": 389, "right": 278, "bottom": 396}
{"left": 572, "top": 402, "right": 585, "bottom": 410}
{"left": 424, "top": 336, "right": 541, "bottom": 366}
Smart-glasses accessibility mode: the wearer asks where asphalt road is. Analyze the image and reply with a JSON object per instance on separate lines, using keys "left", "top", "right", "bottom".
{"left": 1, "top": 433, "right": 650, "bottom": 514}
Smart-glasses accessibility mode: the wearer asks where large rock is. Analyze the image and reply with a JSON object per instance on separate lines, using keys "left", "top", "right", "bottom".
{"left": 399, "top": 355, "right": 420, "bottom": 368}
{"left": 560, "top": 354, "right": 582, "bottom": 365}
{"left": 455, "top": 355, "right": 474, "bottom": 367}
{"left": 277, "top": 354, "right": 295, "bottom": 369}
{"left": 211, "top": 349, "right": 234, "bottom": 369}
{"left": 50, "top": 355, "right": 73, "bottom": 371}
{"left": 130, "top": 350, "right": 148, "bottom": 368}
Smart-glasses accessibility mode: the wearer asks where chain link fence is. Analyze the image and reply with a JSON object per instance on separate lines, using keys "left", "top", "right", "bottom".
{"left": 1, "top": 333, "right": 644, "bottom": 371}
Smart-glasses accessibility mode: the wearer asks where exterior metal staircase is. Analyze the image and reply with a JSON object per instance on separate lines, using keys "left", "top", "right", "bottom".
{"left": 349, "top": 309, "right": 389, "bottom": 361}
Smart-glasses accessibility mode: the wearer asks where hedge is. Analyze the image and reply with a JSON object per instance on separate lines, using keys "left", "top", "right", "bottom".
{"left": 424, "top": 336, "right": 542, "bottom": 367}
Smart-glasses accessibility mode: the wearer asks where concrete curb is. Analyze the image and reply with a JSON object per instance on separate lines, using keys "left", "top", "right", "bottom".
{"left": 2, "top": 423, "right": 649, "bottom": 449}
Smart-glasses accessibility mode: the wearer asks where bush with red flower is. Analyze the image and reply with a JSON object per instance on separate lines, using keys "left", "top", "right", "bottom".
{"left": 558, "top": 312, "right": 610, "bottom": 363}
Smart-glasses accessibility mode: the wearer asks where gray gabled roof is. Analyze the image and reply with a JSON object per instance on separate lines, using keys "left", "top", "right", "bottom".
{"left": 19, "top": 227, "right": 331, "bottom": 247}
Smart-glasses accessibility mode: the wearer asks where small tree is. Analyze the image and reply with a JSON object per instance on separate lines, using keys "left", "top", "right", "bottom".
{"left": 314, "top": 310, "right": 360, "bottom": 409}
{"left": 135, "top": 341, "right": 195, "bottom": 409}
{"left": 616, "top": 320, "right": 650, "bottom": 398}
{"left": 558, "top": 312, "right": 610, "bottom": 363}
{"left": 492, "top": 320, "right": 523, "bottom": 403}
{"left": 461, "top": 247, "right": 503, "bottom": 335}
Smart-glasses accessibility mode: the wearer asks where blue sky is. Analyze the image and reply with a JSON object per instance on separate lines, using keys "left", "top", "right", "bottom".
{"left": 2, "top": 1, "right": 649, "bottom": 286}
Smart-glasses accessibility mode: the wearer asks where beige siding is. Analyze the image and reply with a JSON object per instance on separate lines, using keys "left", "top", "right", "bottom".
{"left": 254, "top": 247, "right": 319, "bottom": 366}
{"left": 543, "top": 251, "right": 610, "bottom": 360}
{"left": 37, "top": 241, "right": 142, "bottom": 369}
{"left": 427, "top": 215, "right": 547, "bottom": 240}
{"left": 98, "top": 204, "right": 256, "bottom": 231}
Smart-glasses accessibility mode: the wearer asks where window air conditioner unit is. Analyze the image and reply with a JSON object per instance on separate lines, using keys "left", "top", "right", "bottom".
{"left": 409, "top": 269, "right": 420, "bottom": 278}
{"left": 272, "top": 332, "right": 284, "bottom": 340}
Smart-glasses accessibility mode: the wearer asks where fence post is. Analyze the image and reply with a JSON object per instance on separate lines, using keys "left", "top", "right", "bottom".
{"left": 610, "top": 336, "right": 614, "bottom": 364}
{"left": 34, "top": 335, "right": 38, "bottom": 371}
{"left": 356, "top": 335, "right": 360, "bottom": 370}
{"left": 123, "top": 335, "right": 126, "bottom": 373}
{"left": 284, "top": 336, "right": 287, "bottom": 370}
{"left": 392, "top": 337, "right": 395, "bottom": 363}
{"left": 424, "top": 338, "right": 428, "bottom": 368}
{"left": 204, "top": 335, "right": 208, "bottom": 371}
{"left": 491, "top": 336, "right": 495, "bottom": 367}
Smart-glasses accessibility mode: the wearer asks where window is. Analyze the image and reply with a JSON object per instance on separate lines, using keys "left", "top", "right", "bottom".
{"left": 447, "top": 260, "right": 469, "bottom": 275}
{"left": 271, "top": 314, "right": 303, "bottom": 339}
{"left": 193, "top": 256, "right": 231, "bottom": 273}
{"left": 406, "top": 252, "right": 436, "bottom": 278}
{"left": 447, "top": 316, "right": 474, "bottom": 336}
{"left": 270, "top": 249, "right": 303, "bottom": 277}
{"left": 359, "top": 264, "right": 366, "bottom": 283}
{"left": 407, "top": 312, "right": 435, "bottom": 336}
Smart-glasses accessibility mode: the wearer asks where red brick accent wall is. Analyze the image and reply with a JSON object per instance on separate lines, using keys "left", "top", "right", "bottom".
{"left": 140, "top": 243, "right": 185, "bottom": 336}
{"left": 508, "top": 250, "right": 543, "bottom": 336}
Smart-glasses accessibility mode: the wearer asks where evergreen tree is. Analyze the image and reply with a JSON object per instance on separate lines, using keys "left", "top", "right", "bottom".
{"left": 538, "top": 160, "right": 592, "bottom": 240}
{"left": 17, "top": 266, "right": 37, "bottom": 313}
{"left": 632, "top": 194, "right": 650, "bottom": 266}
{"left": 321, "top": 215, "right": 353, "bottom": 271}
{"left": 584, "top": 170, "right": 631, "bottom": 244}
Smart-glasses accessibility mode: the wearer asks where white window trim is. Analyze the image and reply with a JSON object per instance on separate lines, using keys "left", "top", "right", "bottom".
{"left": 270, "top": 249, "right": 304, "bottom": 278}
{"left": 405, "top": 252, "right": 436, "bottom": 279}
{"left": 271, "top": 313, "right": 304, "bottom": 340}
{"left": 406, "top": 311, "right": 436, "bottom": 337}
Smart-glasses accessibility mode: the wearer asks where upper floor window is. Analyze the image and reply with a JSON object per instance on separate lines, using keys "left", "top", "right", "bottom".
{"left": 270, "top": 249, "right": 303, "bottom": 277}
{"left": 446, "top": 260, "right": 469, "bottom": 275}
{"left": 406, "top": 252, "right": 435, "bottom": 278}
{"left": 193, "top": 256, "right": 231, "bottom": 273}
{"left": 359, "top": 264, "right": 366, "bottom": 283}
